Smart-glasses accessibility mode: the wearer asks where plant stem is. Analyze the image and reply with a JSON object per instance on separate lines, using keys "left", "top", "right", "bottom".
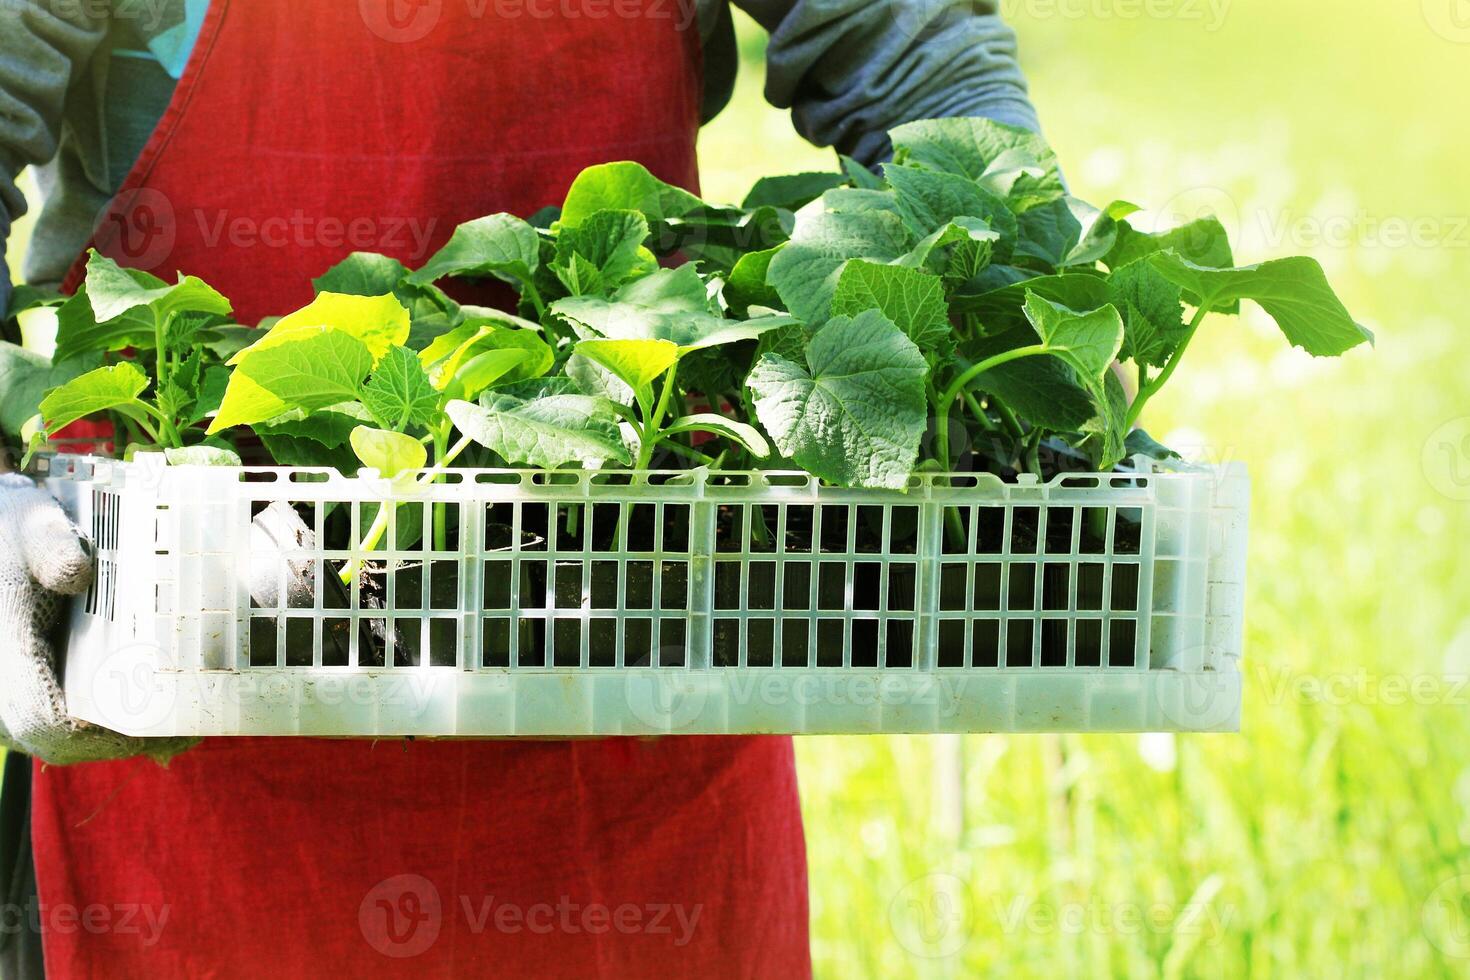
{"left": 941, "top": 345, "right": 1050, "bottom": 410}
{"left": 340, "top": 434, "right": 475, "bottom": 585}
{"left": 943, "top": 507, "right": 967, "bottom": 552}
{"left": 115, "top": 412, "right": 149, "bottom": 449}
{"left": 993, "top": 401, "right": 1025, "bottom": 442}
{"left": 136, "top": 402, "right": 183, "bottom": 449}
{"left": 432, "top": 425, "right": 449, "bottom": 551}
{"left": 934, "top": 344, "right": 1049, "bottom": 469}
{"left": 522, "top": 279, "right": 546, "bottom": 319}
{"left": 962, "top": 391, "right": 998, "bottom": 432}
{"left": 750, "top": 505, "right": 771, "bottom": 550}
{"left": 1126, "top": 305, "right": 1210, "bottom": 428}
{"left": 1024, "top": 429, "right": 1043, "bottom": 478}
{"left": 154, "top": 312, "right": 173, "bottom": 388}
{"left": 634, "top": 363, "right": 678, "bottom": 473}
{"left": 657, "top": 440, "right": 717, "bottom": 466}
{"left": 122, "top": 404, "right": 166, "bottom": 447}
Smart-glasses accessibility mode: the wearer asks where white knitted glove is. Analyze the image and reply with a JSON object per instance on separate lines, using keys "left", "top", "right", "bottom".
{"left": 0, "top": 473, "right": 196, "bottom": 765}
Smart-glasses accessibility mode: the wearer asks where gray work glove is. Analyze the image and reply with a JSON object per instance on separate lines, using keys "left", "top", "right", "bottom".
{"left": 0, "top": 473, "right": 196, "bottom": 765}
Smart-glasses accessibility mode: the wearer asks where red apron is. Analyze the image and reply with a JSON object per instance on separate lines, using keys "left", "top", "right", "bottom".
{"left": 33, "top": 3, "right": 810, "bottom": 977}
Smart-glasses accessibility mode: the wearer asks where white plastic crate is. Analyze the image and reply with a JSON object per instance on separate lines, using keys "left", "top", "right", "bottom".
{"left": 43, "top": 454, "right": 1248, "bottom": 737}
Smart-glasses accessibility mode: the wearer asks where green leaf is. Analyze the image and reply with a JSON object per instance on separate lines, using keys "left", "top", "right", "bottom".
{"left": 232, "top": 292, "right": 409, "bottom": 366}
{"left": 839, "top": 155, "right": 885, "bottom": 191}
{"left": 209, "top": 328, "right": 374, "bottom": 432}
{"left": 164, "top": 445, "right": 241, "bottom": 467}
{"left": 195, "top": 325, "right": 260, "bottom": 361}
{"left": 976, "top": 148, "right": 1058, "bottom": 212}
{"left": 360, "top": 345, "right": 441, "bottom": 429}
{"left": 1108, "top": 260, "right": 1186, "bottom": 368}
{"left": 84, "top": 249, "right": 231, "bottom": 323}
{"left": 742, "top": 172, "right": 848, "bottom": 211}
{"left": 39, "top": 361, "right": 150, "bottom": 431}
{"left": 18, "top": 414, "right": 49, "bottom": 467}
{"left": 883, "top": 164, "right": 1018, "bottom": 260}
{"left": 951, "top": 274, "right": 1112, "bottom": 331}
{"left": 1105, "top": 215, "right": 1237, "bottom": 312}
{"left": 724, "top": 246, "right": 783, "bottom": 315}
{"left": 255, "top": 404, "right": 373, "bottom": 448}
{"left": 155, "top": 349, "right": 203, "bottom": 421}
{"left": 312, "top": 251, "right": 411, "bottom": 295}
{"left": 1014, "top": 198, "right": 1139, "bottom": 270}
{"left": 556, "top": 298, "right": 791, "bottom": 352}
{"left": 7, "top": 284, "right": 63, "bottom": 317}
{"left": 53, "top": 285, "right": 156, "bottom": 363}
{"left": 1105, "top": 215, "right": 1235, "bottom": 271}
{"left": 565, "top": 352, "right": 635, "bottom": 406}
{"left": 1148, "top": 252, "right": 1373, "bottom": 356}
{"left": 662, "top": 204, "right": 791, "bottom": 272}
{"left": 0, "top": 343, "right": 99, "bottom": 437}
{"left": 258, "top": 432, "right": 359, "bottom": 473}
{"left": 418, "top": 316, "right": 552, "bottom": 390}
{"left": 830, "top": 261, "right": 952, "bottom": 354}
{"left": 494, "top": 377, "right": 583, "bottom": 400}
{"left": 453, "top": 348, "right": 536, "bottom": 401}
{"left": 407, "top": 213, "right": 541, "bottom": 287}
{"left": 554, "top": 265, "right": 792, "bottom": 351}
{"left": 753, "top": 322, "right": 805, "bottom": 364}
{"left": 1022, "top": 292, "right": 1126, "bottom": 378}
{"left": 1124, "top": 427, "right": 1180, "bottom": 462}
{"left": 560, "top": 162, "right": 704, "bottom": 228}
{"left": 446, "top": 392, "right": 631, "bottom": 468}
{"left": 823, "top": 187, "right": 906, "bottom": 217}
{"left": 186, "top": 364, "right": 230, "bottom": 425}
{"left": 552, "top": 209, "right": 652, "bottom": 294}
{"left": 312, "top": 251, "right": 461, "bottom": 349}
{"left": 963, "top": 330, "right": 1097, "bottom": 432}
{"left": 1078, "top": 369, "right": 1131, "bottom": 470}
{"left": 766, "top": 205, "right": 911, "bottom": 323}
{"left": 573, "top": 338, "right": 679, "bottom": 395}
{"left": 678, "top": 344, "right": 755, "bottom": 399}
{"left": 889, "top": 117, "right": 1065, "bottom": 206}
{"left": 349, "top": 425, "right": 427, "bottom": 479}
{"left": 746, "top": 309, "right": 928, "bottom": 489}
{"left": 1002, "top": 295, "right": 1131, "bottom": 469}
{"left": 898, "top": 218, "right": 998, "bottom": 286}
{"left": 661, "top": 414, "right": 770, "bottom": 458}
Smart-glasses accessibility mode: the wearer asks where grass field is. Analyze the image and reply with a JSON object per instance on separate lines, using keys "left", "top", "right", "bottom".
{"left": 696, "top": 2, "right": 1470, "bottom": 976}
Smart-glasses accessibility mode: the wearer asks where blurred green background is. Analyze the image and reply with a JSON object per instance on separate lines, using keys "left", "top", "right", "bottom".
{"left": 698, "top": 2, "right": 1470, "bottom": 977}
{"left": 5, "top": 1, "right": 1467, "bottom": 976}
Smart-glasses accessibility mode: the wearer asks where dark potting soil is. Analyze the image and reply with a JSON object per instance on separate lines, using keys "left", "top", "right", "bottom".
{"left": 248, "top": 496, "right": 1143, "bottom": 670}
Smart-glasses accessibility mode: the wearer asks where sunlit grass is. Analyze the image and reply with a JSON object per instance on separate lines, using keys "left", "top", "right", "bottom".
{"left": 701, "top": 2, "right": 1470, "bottom": 976}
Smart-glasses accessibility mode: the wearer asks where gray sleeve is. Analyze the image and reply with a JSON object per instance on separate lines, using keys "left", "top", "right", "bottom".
{"left": 733, "top": 0, "right": 1039, "bottom": 165}
{"left": 0, "top": 3, "right": 109, "bottom": 306}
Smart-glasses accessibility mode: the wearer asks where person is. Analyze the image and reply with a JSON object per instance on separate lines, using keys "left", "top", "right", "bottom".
{"left": 0, "top": 1, "right": 1039, "bottom": 976}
